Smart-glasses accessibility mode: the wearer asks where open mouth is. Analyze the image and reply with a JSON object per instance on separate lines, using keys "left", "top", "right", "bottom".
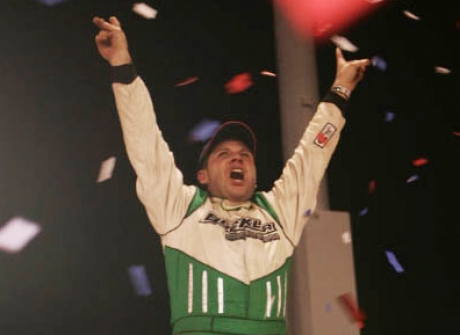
{"left": 230, "top": 168, "right": 244, "bottom": 180}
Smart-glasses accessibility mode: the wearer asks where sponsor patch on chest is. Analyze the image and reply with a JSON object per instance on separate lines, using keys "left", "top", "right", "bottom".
{"left": 314, "top": 123, "right": 337, "bottom": 148}
{"left": 199, "top": 212, "right": 280, "bottom": 243}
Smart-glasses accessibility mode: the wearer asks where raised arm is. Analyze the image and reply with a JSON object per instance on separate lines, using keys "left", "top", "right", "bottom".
{"left": 93, "top": 16, "right": 196, "bottom": 235}
{"left": 264, "top": 48, "right": 370, "bottom": 245}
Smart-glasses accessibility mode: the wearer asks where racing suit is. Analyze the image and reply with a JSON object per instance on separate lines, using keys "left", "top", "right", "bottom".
{"left": 111, "top": 64, "right": 347, "bottom": 335}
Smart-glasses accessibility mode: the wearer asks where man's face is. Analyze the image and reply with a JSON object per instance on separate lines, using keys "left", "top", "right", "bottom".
{"left": 197, "top": 139, "right": 257, "bottom": 203}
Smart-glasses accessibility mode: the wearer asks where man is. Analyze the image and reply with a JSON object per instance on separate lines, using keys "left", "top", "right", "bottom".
{"left": 93, "top": 15, "right": 369, "bottom": 335}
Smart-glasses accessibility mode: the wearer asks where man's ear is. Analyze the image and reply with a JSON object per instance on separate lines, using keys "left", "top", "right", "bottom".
{"left": 197, "top": 169, "right": 209, "bottom": 185}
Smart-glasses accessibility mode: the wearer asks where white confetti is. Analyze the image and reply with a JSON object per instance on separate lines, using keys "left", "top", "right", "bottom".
{"left": 133, "top": 3, "right": 158, "bottom": 19}
{"left": 260, "top": 70, "right": 277, "bottom": 77}
{"left": 342, "top": 232, "right": 352, "bottom": 244}
{"left": 97, "top": 156, "right": 117, "bottom": 183}
{"left": 0, "top": 217, "right": 41, "bottom": 253}
{"left": 330, "top": 35, "right": 359, "bottom": 53}
{"left": 403, "top": 10, "right": 421, "bottom": 21}
{"left": 434, "top": 66, "right": 451, "bottom": 74}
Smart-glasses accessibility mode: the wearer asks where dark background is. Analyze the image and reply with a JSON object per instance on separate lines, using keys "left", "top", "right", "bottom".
{"left": 0, "top": 0, "right": 458, "bottom": 334}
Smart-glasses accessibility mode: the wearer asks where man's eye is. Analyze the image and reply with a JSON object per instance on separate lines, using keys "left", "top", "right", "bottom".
{"left": 217, "top": 151, "right": 228, "bottom": 157}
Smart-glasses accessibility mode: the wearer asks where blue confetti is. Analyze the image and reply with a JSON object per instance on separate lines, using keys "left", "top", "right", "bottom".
{"left": 189, "top": 119, "right": 221, "bottom": 142}
{"left": 358, "top": 207, "right": 368, "bottom": 216}
{"left": 128, "top": 265, "right": 153, "bottom": 297}
{"left": 371, "top": 56, "right": 388, "bottom": 72}
{"left": 305, "top": 209, "right": 312, "bottom": 217}
{"left": 384, "top": 111, "right": 396, "bottom": 122}
{"left": 325, "top": 302, "right": 332, "bottom": 313}
{"left": 34, "top": 0, "right": 70, "bottom": 6}
{"left": 384, "top": 250, "right": 405, "bottom": 273}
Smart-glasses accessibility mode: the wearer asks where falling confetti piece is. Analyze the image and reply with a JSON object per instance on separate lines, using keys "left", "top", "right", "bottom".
{"left": 305, "top": 209, "right": 312, "bottom": 217}
{"left": 224, "top": 73, "right": 253, "bottom": 94}
{"left": 385, "top": 250, "right": 405, "bottom": 273}
{"left": 453, "top": 131, "right": 460, "bottom": 137}
{"left": 406, "top": 174, "right": 419, "bottom": 183}
{"left": 325, "top": 302, "right": 332, "bottom": 312}
{"left": 384, "top": 111, "right": 396, "bottom": 122}
{"left": 371, "top": 55, "right": 387, "bottom": 71}
{"left": 434, "top": 66, "right": 451, "bottom": 74}
{"left": 274, "top": 0, "right": 378, "bottom": 39}
{"left": 34, "top": 0, "right": 69, "bottom": 6}
{"left": 369, "top": 180, "right": 376, "bottom": 194}
{"left": 337, "top": 293, "right": 366, "bottom": 329}
{"left": 330, "top": 35, "right": 359, "bottom": 52}
{"left": 403, "top": 10, "right": 421, "bottom": 21}
{"left": 133, "top": 3, "right": 158, "bottom": 19}
{"left": 175, "top": 76, "right": 199, "bottom": 87}
{"left": 128, "top": 265, "right": 153, "bottom": 297}
{"left": 188, "top": 119, "right": 221, "bottom": 142}
{"left": 359, "top": 207, "right": 368, "bottom": 216}
{"left": 0, "top": 217, "right": 41, "bottom": 253}
{"left": 97, "top": 156, "right": 117, "bottom": 183}
{"left": 260, "top": 70, "right": 277, "bottom": 77}
{"left": 412, "top": 157, "right": 429, "bottom": 167}
{"left": 342, "top": 232, "right": 352, "bottom": 244}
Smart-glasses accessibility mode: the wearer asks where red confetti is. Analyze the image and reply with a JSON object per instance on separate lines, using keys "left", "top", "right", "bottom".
{"left": 453, "top": 131, "right": 460, "bottom": 137}
{"left": 369, "top": 180, "right": 376, "bottom": 194}
{"left": 273, "top": 0, "right": 383, "bottom": 39}
{"left": 337, "top": 293, "right": 367, "bottom": 329}
{"left": 412, "top": 157, "right": 429, "bottom": 167}
{"left": 175, "top": 76, "right": 199, "bottom": 87}
{"left": 224, "top": 73, "right": 253, "bottom": 94}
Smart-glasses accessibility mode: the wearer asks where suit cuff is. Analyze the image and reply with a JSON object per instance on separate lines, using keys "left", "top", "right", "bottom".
{"left": 110, "top": 63, "right": 138, "bottom": 84}
{"left": 322, "top": 91, "right": 349, "bottom": 115}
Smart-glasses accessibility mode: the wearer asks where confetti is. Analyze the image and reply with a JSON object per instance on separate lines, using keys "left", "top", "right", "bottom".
{"left": 371, "top": 55, "right": 387, "bottom": 71}
{"left": 224, "top": 73, "right": 253, "bottom": 94}
{"left": 0, "top": 217, "right": 41, "bottom": 253}
{"left": 325, "top": 302, "right": 332, "bottom": 312}
{"left": 305, "top": 209, "right": 312, "bottom": 217}
{"left": 330, "top": 35, "right": 359, "bottom": 52}
{"left": 337, "top": 293, "right": 366, "bottom": 329}
{"left": 128, "top": 265, "right": 153, "bottom": 297}
{"left": 358, "top": 207, "right": 368, "bottom": 216}
{"left": 133, "top": 3, "right": 158, "bottom": 19}
{"left": 412, "top": 157, "right": 429, "bottom": 167}
{"left": 274, "top": 0, "right": 377, "bottom": 39}
{"left": 453, "top": 131, "right": 460, "bottom": 137}
{"left": 384, "top": 111, "right": 396, "bottom": 122}
{"left": 260, "top": 70, "right": 277, "bottom": 77}
{"left": 434, "top": 66, "right": 451, "bottom": 74}
{"left": 175, "top": 76, "right": 199, "bottom": 87}
{"left": 34, "top": 0, "right": 69, "bottom": 6}
{"left": 188, "top": 119, "right": 221, "bottom": 142}
{"left": 403, "top": 10, "right": 421, "bottom": 21}
{"left": 406, "top": 174, "right": 419, "bottom": 183}
{"left": 369, "top": 180, "right": 376, "bottom": 194}
{"left": 97, "top": 156, "right": 117, "bottom": 183}
{"left": 342, "top": 232, "right": 352, "bottom": 244}
{"left": 385, "top": 250, "right": 405, "bottom": 273}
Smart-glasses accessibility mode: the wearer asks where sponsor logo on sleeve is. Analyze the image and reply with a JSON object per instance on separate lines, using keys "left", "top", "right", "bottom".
{"left": 314, "top": 123, "right": 337, "bottom": 148}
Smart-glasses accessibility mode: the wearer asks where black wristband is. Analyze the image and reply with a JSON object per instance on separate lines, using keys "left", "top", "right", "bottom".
{"left": 322, "top": 91, "right": 349, "bottom": 115}
{"left": 110, "top": 63, "right": 138, "bottom": 84}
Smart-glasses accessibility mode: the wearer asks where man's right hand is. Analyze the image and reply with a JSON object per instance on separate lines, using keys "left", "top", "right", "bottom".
{"left": 93, "top": 16, "right": 132, "bottom": 66}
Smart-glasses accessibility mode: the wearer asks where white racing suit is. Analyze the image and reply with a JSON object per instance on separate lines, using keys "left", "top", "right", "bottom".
{"left": 111, "top": 65, "right": 346, "bottom": 335}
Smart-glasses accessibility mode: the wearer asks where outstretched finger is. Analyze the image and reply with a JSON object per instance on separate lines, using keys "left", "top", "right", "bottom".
{"left": 93, "top": 16, "right": 121, "bottom": 31}
{"left": 109, "top": 16, "right": 122, "bottom": 29}
{"left": 336, "top": 47, "right": 346, "bottom": 65}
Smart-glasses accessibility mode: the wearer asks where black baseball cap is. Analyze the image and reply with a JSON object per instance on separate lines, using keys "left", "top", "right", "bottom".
{"left": 198, "top": 121, "right": 257, "bottom": 168}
